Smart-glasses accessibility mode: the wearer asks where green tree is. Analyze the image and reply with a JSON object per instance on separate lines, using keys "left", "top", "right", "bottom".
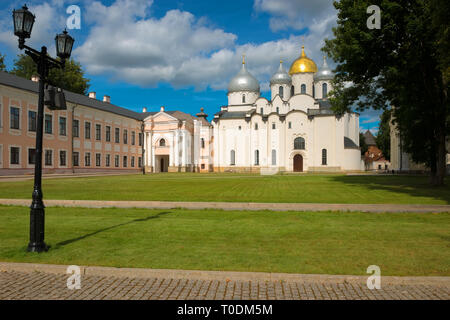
{"left": 323, "top": 0, "right": 449, "bottom": 185}
{"left": 0, "top": 52, "right": 7, "bottom": 71}
{"left": 10, "top": 54, "right": 90, "bottom": 95}
{"left": 359, "top": 132, "right": 368, "bottom": 156}
{"left": 376, "top": 109, "right": 391, "bottom": 161}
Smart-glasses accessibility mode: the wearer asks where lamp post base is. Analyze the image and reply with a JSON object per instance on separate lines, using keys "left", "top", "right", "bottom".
{"left": 27, "top": 242, "right": 49, "bottom": 252}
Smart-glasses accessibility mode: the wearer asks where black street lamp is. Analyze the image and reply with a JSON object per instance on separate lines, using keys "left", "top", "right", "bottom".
{"left": 13, "top": 5, "right": 74, "bottom": 252}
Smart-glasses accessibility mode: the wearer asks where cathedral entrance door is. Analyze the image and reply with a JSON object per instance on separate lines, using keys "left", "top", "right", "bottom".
{"left": 293, "top": 154, "right": 303, "bottom": 172}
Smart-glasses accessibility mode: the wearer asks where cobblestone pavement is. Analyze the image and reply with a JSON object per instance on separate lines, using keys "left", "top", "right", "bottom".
{"left": 1, "top": 270, "right": 448, "bottom": 300}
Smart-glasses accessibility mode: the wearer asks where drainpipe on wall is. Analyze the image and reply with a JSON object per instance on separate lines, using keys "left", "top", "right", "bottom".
{"left": 71, "top": 104, "right": 78, "bottom": 174}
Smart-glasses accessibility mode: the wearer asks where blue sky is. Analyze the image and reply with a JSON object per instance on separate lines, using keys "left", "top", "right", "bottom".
{"left": 0, "top": 0, "right": 381, "bottom": 133}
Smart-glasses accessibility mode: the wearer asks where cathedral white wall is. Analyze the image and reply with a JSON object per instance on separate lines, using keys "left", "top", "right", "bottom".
{"left": 292, "top": 73, "right": 314, "bottom": 95}
{"left": 228, "top": 91, "right": 259, "bottom": 106}
{"left": 270, "top": 83, "right": 292, "bottom": 101}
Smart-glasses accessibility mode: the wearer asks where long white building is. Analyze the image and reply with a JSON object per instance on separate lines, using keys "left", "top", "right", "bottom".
{"left": 212, "top": 46, "right": 362, "bottom": 173}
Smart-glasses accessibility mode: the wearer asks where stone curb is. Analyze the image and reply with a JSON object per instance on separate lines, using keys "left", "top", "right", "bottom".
{"left": 0, "top": 199, "right": 449, "bottom": 213}
{"left": 1, "top": 262, "right": 449, "bottom": 286}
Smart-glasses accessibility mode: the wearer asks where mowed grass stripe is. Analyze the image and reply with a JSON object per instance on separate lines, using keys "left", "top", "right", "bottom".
{"left": 0, "top": 205, "right": 448, "bottom": 276}
{"left": 0, "top": 173, "right": 448, "bottom": 204}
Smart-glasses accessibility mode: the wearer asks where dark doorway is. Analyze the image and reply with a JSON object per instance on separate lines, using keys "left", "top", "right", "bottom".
{"left": 160, "top": 158, "right": 165, "bottom": 172}
{"left": 293, "top": 154, "right": 303, "bottom": 172}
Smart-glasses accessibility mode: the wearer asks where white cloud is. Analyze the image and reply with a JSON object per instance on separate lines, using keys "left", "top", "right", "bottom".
{"left": 253, "top": 0, "right": 336, "bottom": 32}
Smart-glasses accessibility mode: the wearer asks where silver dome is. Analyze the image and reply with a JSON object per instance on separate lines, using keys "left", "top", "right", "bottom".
{"left": 228, "top": 62, "right": 260, "bottom": 93}
{"left": 314, "top": 56, "right": 334, "bottom": 81}
{"left": 270, "top": 61, "right": 291, "bottom": 85}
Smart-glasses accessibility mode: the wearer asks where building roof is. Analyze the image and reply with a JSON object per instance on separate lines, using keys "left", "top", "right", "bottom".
{"left": 227, "top": 60, "right": 260, "bottom": 93}
{"left": 344, "top": 136, "right": 360, "bottom": 149}
{"left": 0, "top": 71, "right": 210, "bottom": 125}
{"left": 363, "top": 130, "right": 377, "bottom": 146}
{"left": 0, "top": 71, "right": 145, "bottom": 120}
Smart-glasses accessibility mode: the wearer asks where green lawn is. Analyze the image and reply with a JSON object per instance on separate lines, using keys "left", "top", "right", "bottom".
{"left": 0, "top": 173, "right": 449, "bottom": 204}
{"left": 0, "top": 205, "right": 448, "bottom": 276}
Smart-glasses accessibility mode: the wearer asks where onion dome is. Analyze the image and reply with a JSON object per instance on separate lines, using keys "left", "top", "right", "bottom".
{"left": 228, "top": 55, "right": 260, "bottom": 93}
{"left": 270, "top": 60, "right": 291, "bottom": 86}
{"left": 289, "top": 45, "right": 318, "bottom": 75}
{"left": 314, "top": 56, "right": 334, "bottom": 81}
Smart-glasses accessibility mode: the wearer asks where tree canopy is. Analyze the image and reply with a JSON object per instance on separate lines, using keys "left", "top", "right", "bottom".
{"left": 0, "top": 53, "right": 6, "bottom": 71}
{"left": 10, "top": 54, "right": 90, "bottom": 95}
{"left": 323, "top": 0, "right": 449, "bottom": 185}
{"left": 376, "top": 109, "right": 391, "bottom": 161}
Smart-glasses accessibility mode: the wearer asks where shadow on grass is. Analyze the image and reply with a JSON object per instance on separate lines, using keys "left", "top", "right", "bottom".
{"left": 330, "top": 175, "right": 450, "bottom": 204}
{"left": 53, "top": 211, "right": 171, "bottom": 249}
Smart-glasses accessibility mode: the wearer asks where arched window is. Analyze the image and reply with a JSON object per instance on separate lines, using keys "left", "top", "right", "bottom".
{"left": 279, "top": 86, "right": 284, "bottom": 98}
{"left": 230, "top": 150, "right": 235, "bottom": 165}
{"left": 294, "top": 137, "right": 305, "bottom": 150}
{"left": 301, "top": 84, "right": 306, "bottom": 94}
{"left": 255, "top": 150, "right": 259, "bottom": 165}
{"left": 272, "top": 149, "right": 276, "bottom": 165}
{"left": 322, "top": 149, "right": 327, "bottom": 165}
{"left": 322, "top": 83, "right": 328, "bottom": 98}
{"left": 201, "top": 138, "right": 205, "bottom": 149}
{"left": 291, "top": 85, "right": 294, "bottom": 96}
{"left": 312, "top": 84, "right": 315, "bottom": 98}
{"left": 242, "top": 94, "right": 246, "bottom": 103}
{"left": 159, "top": 139, "right": 166, "bottom": 147}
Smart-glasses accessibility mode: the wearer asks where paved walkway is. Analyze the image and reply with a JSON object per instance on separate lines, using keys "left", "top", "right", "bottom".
{"left": 0, "top": 262, "right": 448, "bottom": 300}
{"left": 0, "top": 198, "right": 449, "bottom": 213}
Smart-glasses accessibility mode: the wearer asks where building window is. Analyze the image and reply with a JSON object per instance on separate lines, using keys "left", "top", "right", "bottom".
{"left": 96, "top": 124, "right": 101, "bottom": 140}
{"left": 131, "top": 156, "right": 135, "bottom": 167}
{"left": 45, "top": 114, "right": 52, "bottom": 134}
{"left": 73, "top": 152, "right": 79, "bottom": 166}
{"left": 96, "top": 153, "right": 101, "bottom": 166}
{"left": 123, "top": 156, "right": 127, "bottom": 168}
{"left": 115, "top": 128, "right": 120, "bottom": 143}
{"left": 276, "top": 107, "right": 279, "bottom": 113}
{"left": 255, "top": 150, "right": 259, "bottom": 165}
{"left": 238, "top": 126, "right": 241, "bottom": 130}
{"left": 73, "top": 119, "right": 79, "bottom": 137}
{"left": 85, "top": 152, "right": 91, "bottom": 166}
{"left": 59, "top": 117, "right": 66, "bottom": 136}
{"left": 106, "top": 154, "right": 110, "bottom": 167}
{"left": 28, "top": 110, "right": 37, "bottom": 132}
{"left": 60, "top": 150, "right": 66, "bottom": 166}
{"left": 272, "top": 149, "right": 276, "bottom": 165}
{"left": 85, "top": 122, "right": 91, "bottom": 139}
{"left": 10, "top": 107, "right": 20, "bottom": 129}
{"left": 28, "top": 148, "right": 36, "bottom": 165}
{"left": 138, "top": 133, "right": 143, "bottom": 146}
{"left": 201, "top": 164, "right": 205, "bottom": 169}
{"left": 322, "top": 83, "right": 328, "bottom": 98}
{"left": 230, "top": 150, "right": 235, "bottom": 165}
{"left": 45, "top": 150, "right": 52, "bottom": 166}
{"left": 201, "top": 138, "right": 205, "bottom": 149}
{"left": 301, "top": 84, "right": 306, "bottom": 94}
{"left": 260, "top": 107, "right": 263, "bottom": 114}
{"left": 159, "top": 139, "right": 166, "bottom": 147}
{"left": 10, "top": 147, "right": 20, "bottom": 164}
{"left": 138, "top": 157, "right": 142, "bottom": 168}
{"left": 242, "top": 94, "right": 246, "bottom": 103}
{"left": 313, "top": 84, "right": 315, "bottom": 98}
{"left": 123, "top": 129, "right": 128, "bottom": 144}
{"left": 294, "top": 137, "right": 305, "bottom": 150}
{"left": 106, "top": 126, "right": 111, "bottom": 142}
{"left": 272, "top": 123, "right": 276, "bottom": 129}
{"left": 279, "top": 86, "right": 284, "bottom": 98}
{"left": 322, "top": 149, "right": 327, "bottom": 165}
{"left": 288, "top": 122, "right": 292, "bottom": 129}
{"left": 131, "top": 131, "right": 135, "bottom": 145}
{"left": 255, "top": 123, "right": 258, "bottom": 130}
{"left": 291, "top": 85, "right": 294, "bottom": 96}
{"left": 115, "top": 155, "right": 119, "bottom": 167}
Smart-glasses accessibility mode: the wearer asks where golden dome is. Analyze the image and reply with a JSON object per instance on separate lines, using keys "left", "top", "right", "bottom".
{"left": 289, "top": 46, "right": 318, "bottom": 75}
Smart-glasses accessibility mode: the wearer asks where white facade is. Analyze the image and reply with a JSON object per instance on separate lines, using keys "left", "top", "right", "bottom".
{"left": 212, "top": 48, "right": 362, "bottom": 173}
